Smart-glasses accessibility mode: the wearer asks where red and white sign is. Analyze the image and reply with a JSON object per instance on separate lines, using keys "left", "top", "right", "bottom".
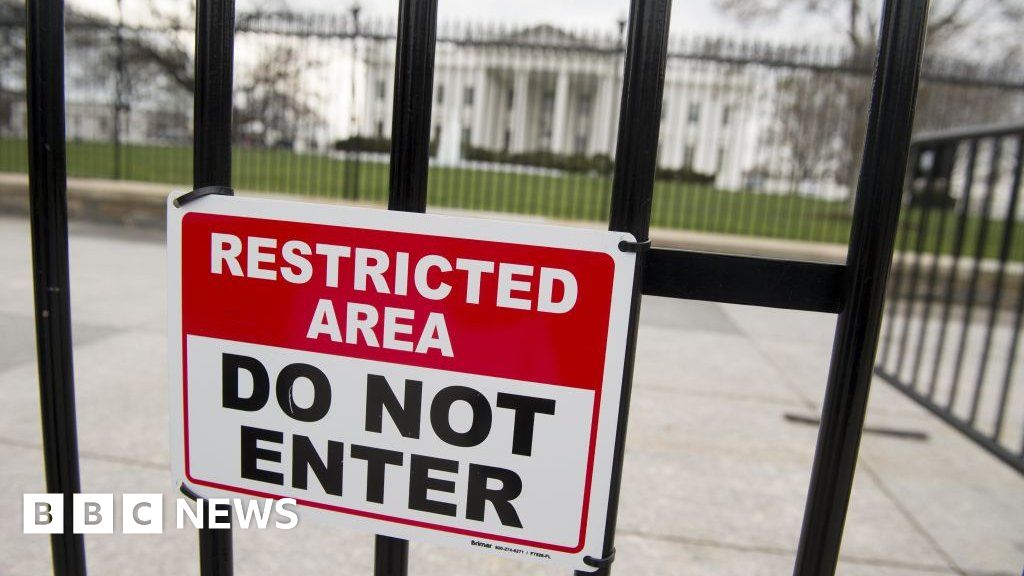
{"left": 168, "top": 195, "right": 637, "bottom": 571}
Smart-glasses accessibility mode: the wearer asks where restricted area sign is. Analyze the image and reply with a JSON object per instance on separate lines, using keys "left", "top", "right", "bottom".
{"left": 168, "top": 194, "right": 637, "bottom": 571}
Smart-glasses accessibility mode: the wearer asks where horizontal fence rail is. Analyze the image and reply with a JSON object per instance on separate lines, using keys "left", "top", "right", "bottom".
{"left": 876, "top": 122, "right": 1024, "bottom": 475}
{"left": 0, "top": 12, "right": 1022, "bottom": 254}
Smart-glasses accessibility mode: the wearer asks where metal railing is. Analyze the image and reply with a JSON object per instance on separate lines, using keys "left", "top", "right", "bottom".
{"left": 3, "top": 7, "right": 1020, "bottom": 250}
{"left": 876, "top": 121, "right": 1024, "bottom": 475}
{"left": 23, "top": 0, "right": 931, "bottom": 575}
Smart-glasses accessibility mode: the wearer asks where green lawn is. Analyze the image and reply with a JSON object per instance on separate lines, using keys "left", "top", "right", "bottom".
{"left": 0, "top": 138, "right": 1018, "bottom": 261}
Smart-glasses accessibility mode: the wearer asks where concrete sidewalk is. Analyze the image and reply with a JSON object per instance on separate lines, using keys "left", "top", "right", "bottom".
{"left": 0, "top": 214, "right": 1020, "bottom": 575}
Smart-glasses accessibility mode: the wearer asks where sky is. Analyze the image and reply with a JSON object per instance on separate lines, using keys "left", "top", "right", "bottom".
{"left": 75, "top": 0, "right": 841, "bottom": 44}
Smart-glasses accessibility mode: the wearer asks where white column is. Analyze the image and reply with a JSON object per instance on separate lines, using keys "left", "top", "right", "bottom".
{"left": 593, "top": 73, "right": 618, "bottom": 157}
{"left": 484, "top": 78, "right": 499, "bottom": 149}
{"left": 510, "top": 70, "right": 530, "bottom": 153}
{"left": 589, "top": 76, "right": 607, "bottom": 155}
{"left": 550, "top": 70, "right": 570, "bottom": 154}
{"left": 437, "top": 66, "right": 462, "bottom": 166}
{"left": 470, "top": 68, "right": 489, "bottom": 148}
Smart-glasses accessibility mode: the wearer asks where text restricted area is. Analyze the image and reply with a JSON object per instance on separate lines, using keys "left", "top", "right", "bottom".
{"left": 168, "top": 195, "right": 637, "bottom": 571}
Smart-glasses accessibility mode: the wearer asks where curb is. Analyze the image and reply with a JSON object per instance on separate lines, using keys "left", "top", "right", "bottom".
{"left": 1, "top": 172, "right": 1018, "bottom": 306}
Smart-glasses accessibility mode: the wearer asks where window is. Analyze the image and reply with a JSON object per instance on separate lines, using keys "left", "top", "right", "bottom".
{"left": 578, "top": 93, "right": 593, "bottom": 116}
{"left": 376, "top": 80, "right": 386, "bottom": 101}
{"left": 376, "top": 120, "right": 384, "bottom": 137}
{"left": 716, "top": 147, "right": 725, "bottom": 171}
{"left": 688, "top": 103, "right": 700, "bottom": 124}
{"left": 433, "top": 124, "right": 441, "bottom": 144}
{"left": 503, "top": 129, "right": 512, "bottom": 151}
{"left": 574, "top": 134, "right": 587, "bottom": 155}
{"left": 683, "top": 144, "right": 696, "bottom": 168}
{"left": 721, "top": 106, "right": 731, "bottom": 127}
{"left": 461, "top": 127, "right": 471, "bottom": 149}
{"left": 464, "top": 86, "right": 474, "bottom": 107}
{"left": 542, "top": 90, "right": 555, "bottom": 111}
{"left": 507, "top": 88, "right": 514, "bottom": 110}
{"left": 436, "top": 84, "right": 445, "bottom": 104}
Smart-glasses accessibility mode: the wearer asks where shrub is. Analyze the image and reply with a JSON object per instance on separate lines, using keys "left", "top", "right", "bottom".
{"left": 654, "top": 166, "right": 716, "bottom": 184}
{"left": 333, "top": 136, "right": 440, "bottom": 157}
{"left": 463, "top": 146, "right": 614, "bottom": 175}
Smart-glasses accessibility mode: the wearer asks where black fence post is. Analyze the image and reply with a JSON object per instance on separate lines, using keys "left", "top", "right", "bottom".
{"left": 387, "top": 0, "right": 436, "bottom": 214}
{"left": 25, "top": 0, "right": 87, "bottom": 574}
{"left": 576, "top": 0, "right": 672, "bottom": 575}
{"left": 348, "top": 4, "right": 361, "bottom": 201}
{"left": 792, "top": 1, "right": 929, "bottom": 574}
{"left": 112, "top": 0, "right": 126, "bottom": 180}
{"left": 376, "top": 0, "right": 438, "bottom": 574}
{"left": 193, "top": 0, "right": 235, "bottom": 573}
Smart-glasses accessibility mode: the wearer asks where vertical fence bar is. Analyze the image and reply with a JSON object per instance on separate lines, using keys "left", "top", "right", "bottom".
{"left": 377, "top": 0, "right": 438, "bottom": 574}
{"left": 575, "top": 0, "right": 672, "bottom": 575}
{"left": 792, "top": 1, "right": 929, "bottom": 575}
{"left": 194, "top": 0, "right": 234, "bottom": 189}
{"left": 388, "top": 0, "right": 436, "bottom": 214}
{"left": 910, "top": 145, "right": 956, "bottom": 390}
{"left": 194, "top": 0, "right": 235, "bottom": 573}
{"left": 25, "top": 0, "right": 87, "bottom": 574}
{"left": 893, "top": 152, "right": 938, "bottom": 380}
{"left": 112, "top": 0, "right": 126, "bottom": 180}
{"left": 998, "top": 260, "right": 1024, "bottom": 441}
{"left": 926, "top": 139, "right": 978, "bottom": 399}
{"left": 948, "top": 138, "right": 1001, "bottom": 411}
{"left": 969, "top": 136, "right": 1023, "bottom": 424}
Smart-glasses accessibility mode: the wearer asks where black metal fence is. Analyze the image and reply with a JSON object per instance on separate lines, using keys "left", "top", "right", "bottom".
{"left": 876, "top": 122, "right": 1024, "bottom": 475}
{"left": 22, "top": 0, "right": 933, "bottom": 575}
{"left": 2, "top": 8, "right": 1022, "bottom": 252}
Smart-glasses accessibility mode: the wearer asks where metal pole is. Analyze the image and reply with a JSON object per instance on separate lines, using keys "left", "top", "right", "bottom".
{"left": 387, "top": 0, "right": 436, "bottom": 213}
{"left": 349, "top": 3, "right": 361, "bottom": 201}
{"left": 194, "top": 0, "right": 235, "bottom": 573}
{"left": 576, "top": 1, "right": 671, "bottom": 575}
{"left": 25, "top": 0, "right": 87, "bottom": 573}
{"left": 194, "top": 0, "right": 235, "bottom": 188}
{"left": 376, "top": 0, "right": 437, "bottom": 573}
{"left": 113, "top": 0, "right": 126, "bottom": 180}
{"left": 792, "top": 1, "right": 929, "bottom": 574}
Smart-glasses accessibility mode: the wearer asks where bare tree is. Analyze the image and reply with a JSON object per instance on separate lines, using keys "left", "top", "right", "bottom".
{"left": 719, "top": 0, "right": 1023, "bottom": 205}
{"left": 0, "top": 0, "right": 128, "bottom": 130}
{"left": 54, "top": 0, "right": 323, "bottom": 148}
{"left": 0, "top": 0, "right": 24, "bottom": 131}
{"left": 124, "top": 1, "right": 197, "bottom": 96}
{"left": 233, "top": 42, "right": 324, "bottom": 149}
{"left": 123, "top": 0, "right": 292, "bottom": 97}
{"left": 715, "top": 0, "right": 1023, "bottom": 61}
{"left": 765, "top": 71, "right": 863, "bottom": 195}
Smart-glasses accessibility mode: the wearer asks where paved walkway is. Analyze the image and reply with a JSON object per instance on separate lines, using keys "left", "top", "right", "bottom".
{"left": 0, "top": 215, "right": 1020, "bottom": 575}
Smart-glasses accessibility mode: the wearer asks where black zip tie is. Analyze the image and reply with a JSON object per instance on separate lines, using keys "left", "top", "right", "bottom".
{"left": 173, "top": 185, "right": 234, "bottom": 208}
{"left": 618, "top": 238, "right": 651, "bottom": 253}
{"left": 583, "top": 547, "right": 615, "bottom": 569}
{"left": 179, "top": 482, "right": 204, "bottom": 501}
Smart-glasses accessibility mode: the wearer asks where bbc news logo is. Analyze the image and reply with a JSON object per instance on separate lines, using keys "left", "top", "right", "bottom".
{"left": 23, "top": 494, "right": 298, "bottom": 534}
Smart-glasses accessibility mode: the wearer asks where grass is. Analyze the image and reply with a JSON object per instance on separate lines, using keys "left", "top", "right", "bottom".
{"left": 1, "top": 137, "right": 1019, "bottom": 262}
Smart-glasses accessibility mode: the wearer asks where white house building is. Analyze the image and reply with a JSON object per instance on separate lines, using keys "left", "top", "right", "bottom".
{"left": 358, "top": 25, "right": 760, "bottom": 192}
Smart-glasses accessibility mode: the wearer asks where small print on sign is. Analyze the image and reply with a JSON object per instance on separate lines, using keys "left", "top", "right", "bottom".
{"left": 167, "top": 195, "right": 636, "bottom": 571}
